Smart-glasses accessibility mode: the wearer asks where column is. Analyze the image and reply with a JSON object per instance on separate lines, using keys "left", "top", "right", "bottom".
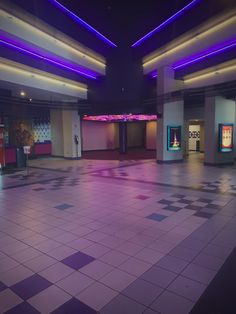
{"left": 119, "top": 122, "right": 127, "bottom": 154}
{"left": 50, "top": 109, "right": 81, "bottom": 159}
{"left": 156, "top": 66, "right": 184, "bottom": 163}
{"left": 204, "top": 96, "right": 235, "bottom": 165}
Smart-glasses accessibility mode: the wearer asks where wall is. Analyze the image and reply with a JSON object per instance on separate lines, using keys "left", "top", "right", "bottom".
{"left": 50, "top": 109, "right": 63, "bottom": 156}
{"left": 82, "top": 121, "right": 119, "bottom": 151}
{"left": 146, "top": 121, "right": 157, "bottom": 149}
{"left": 127, "top": 122, "right": 144, "bottom": 148}
{"left": 205, "top": 96, "right": 235, "bottom": 164}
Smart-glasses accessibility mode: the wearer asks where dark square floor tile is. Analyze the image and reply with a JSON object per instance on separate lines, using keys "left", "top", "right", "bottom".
{"left": 158, "top": 199, "right": 173, "bottom": 205}
{"left": 54, "top": 203, "right": 73, "bottom": 210}
{"left": 61, "top": 251, "right": 95, "bottom": 270}
{"left": 197, "top": 198, "right": 212, "bottom": 203}
{"left": 204, "top": 203, "right": 222, "bottom": 209}
{"left": 178, "top": 199, "right": 193, "bottom": 204}
{"left": 5, "top": 302, "right": 40, "bottom": 314}
{"left": 163, "top": 205, "right": 181, "bottom": 212}
{"left": 146, "top": 213, "right": 167, "bottom": 222}
{"left": 0, "top": 281, "right": 7, "bottom": 292}
{"left": 194, "top": 212, "right": 213, "bottom": 219}
{"left": 135, "top": 195, "right": 150, "bottom": 200}
{"left": 11, "top": 274, "right": 52, "bottom": 300}
{"left": 51, "top": 297, "right": 96, "bottom": 314}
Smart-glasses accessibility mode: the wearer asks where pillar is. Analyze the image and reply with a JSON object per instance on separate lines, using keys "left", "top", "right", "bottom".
{"left": 204, "top": 96, "right": 235, "bottom": 165}
{"left": 156, "top": 66, "right": 184, "bottom": 163}
{"left": 50, "top": 109, "right": 81, "bottom": 159}
{"left": 119, "top": 122, "right": 127, "bottom": 154}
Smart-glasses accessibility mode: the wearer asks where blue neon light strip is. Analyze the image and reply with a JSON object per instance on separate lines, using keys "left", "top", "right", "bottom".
{"left": 132, "top": 0, "right": 200, "bottom": 48}
{"left": 0, "top": 38, "right": 97, "bottom": 79}
{"left": 50, "top": 0, "right": 117, "bottom": 48}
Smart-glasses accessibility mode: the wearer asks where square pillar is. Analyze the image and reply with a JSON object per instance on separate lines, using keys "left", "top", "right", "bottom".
{"left": 157, "top": 101, "right": 184, "bottom": 163}
{"left": 50, "top": 109, "right": 81, "bottom": 159}
{"left": 204, "top": 96, "right": 235, "bottom": 165}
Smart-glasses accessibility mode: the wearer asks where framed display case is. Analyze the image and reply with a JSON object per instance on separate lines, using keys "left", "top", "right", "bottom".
{"left": 219, "top": 123, "right": 233, "bottom": 152}
{"left": 167, "top": 125, "right": 181, "bottom": 151}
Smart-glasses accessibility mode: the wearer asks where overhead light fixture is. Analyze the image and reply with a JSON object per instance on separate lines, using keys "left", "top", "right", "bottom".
{"left": 173, "top": 40, "right": 236, "bottom": 70}
{"left": 0, "top": 60, "right": 87, "bottom": 93}
{"left": 132, "top": 0, "right": 200, "bottom": 47}
{"left": 49, "top": 0, "right": 118, "bottom": 48}
{"left": 184, "top": 62, "right": 236, "bottom": 84}
{"left": 0, "top": 37, "right": 98, "bottom": 79}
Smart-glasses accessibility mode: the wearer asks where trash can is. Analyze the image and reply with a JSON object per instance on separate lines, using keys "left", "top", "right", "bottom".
{"left": 16, "top": 147, "right": 26, "bottom": 168}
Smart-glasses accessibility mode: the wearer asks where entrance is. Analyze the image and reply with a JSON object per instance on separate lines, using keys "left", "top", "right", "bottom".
{"left": 188, "top": 120, "right": 205, "bottom": 153}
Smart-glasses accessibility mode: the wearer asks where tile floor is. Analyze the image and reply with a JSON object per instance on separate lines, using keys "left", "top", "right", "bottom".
{"left": 0, "top": 154, "right": 236, "bottom": 313}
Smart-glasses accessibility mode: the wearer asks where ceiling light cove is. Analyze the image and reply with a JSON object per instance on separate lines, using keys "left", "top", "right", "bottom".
{"left": 173, "top": 40, "right": 236, "bottom": 70}
{"left": 0, "top": 38, "right": 98, "bottom": 80}
{"left": 49, "top": 0, "right": 118, "bottom": 48}
{"left": 132, "top": 0, "right": 200, "bottom": 47}
{"left": 143, "top": 14, "right": 236, "bottom": 72}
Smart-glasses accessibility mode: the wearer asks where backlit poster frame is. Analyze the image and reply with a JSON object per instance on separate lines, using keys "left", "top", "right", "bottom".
{"left": 167, "top": 125, "right": 181, "bottom": 151}
{"left": 219, "top": 123, "right": 233, "bottom": 153}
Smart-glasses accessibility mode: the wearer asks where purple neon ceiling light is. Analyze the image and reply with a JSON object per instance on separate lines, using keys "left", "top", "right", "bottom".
{"left": 151, "top": 39, "right": 236, "bottom": 78}
{"left": 173, "top": 39, "right": 236, "bottom": 69}
{"left": 49, "top": 0, "right": 117, "bottom": 48}
{"left": 0, "top": 36, "right": 98, "bottom": 79}
{"left": 132, "top": 0, "right": 200, "bottom": 48}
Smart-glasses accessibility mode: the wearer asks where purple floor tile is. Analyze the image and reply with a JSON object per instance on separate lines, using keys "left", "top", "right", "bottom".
{"left": 194, "top": 212, "right": 213, "bottom": 219}
{"left": 54, "top": 203, "right": 73, "bottom": 210}
{"left": 197, "top": 198, "right": 212, "bottom": 203}
{"left": 11, "top": 274, "right": 52, "bottom": 300}
{"left": 61, "top": 251, "right": 95, "bottom": 270}
{"left": 185, "top": 205, "right": 202, "bottom": 211}
{"left": 158, "top": 199, "right": 173, "bottom": 205}
{"left": 0, "top": 281, "right": 7, "bottom": 292}
{"left": 178, "top": 199, "right": 193, "bottom": 204}
{"left": 146, "top": 213, "right": 167, "bottom": 222}
{"left": 135, "top": 195, "right": 150, "bottom": 200}
{"left": 163, "top": 205, "right": 181, "bottom": 212}
{"left": 51, "top": 297, "right": 96, "bottom": 314}
{"left": 4, "top": 302, "right": 40, "bottom": 314}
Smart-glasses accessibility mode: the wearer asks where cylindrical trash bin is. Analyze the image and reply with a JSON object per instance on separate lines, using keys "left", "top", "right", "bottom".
{"left": 16, "top": 147, "right": 26, "bottom": 168}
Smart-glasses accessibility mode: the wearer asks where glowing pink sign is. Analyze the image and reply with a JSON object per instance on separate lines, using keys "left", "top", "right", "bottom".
{"left": 83, "top": 114, "right": 157, "bottom": 122}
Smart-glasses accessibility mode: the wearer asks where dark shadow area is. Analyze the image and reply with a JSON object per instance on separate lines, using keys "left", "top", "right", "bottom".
{"left": 190, "top": 247, "right": 236, "bottom": 314}
{"left": 82, "top": 148, "right": 156, "bottom": 160}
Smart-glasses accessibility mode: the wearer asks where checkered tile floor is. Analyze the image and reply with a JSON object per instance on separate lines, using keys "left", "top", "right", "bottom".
{"left": 0, "top": 155, "right": 236, "bottom": 313}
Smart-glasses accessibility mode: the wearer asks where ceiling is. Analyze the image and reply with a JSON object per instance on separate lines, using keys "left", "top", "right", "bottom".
{"left": 1, "top": 0, "right": 236, "bottom": 113}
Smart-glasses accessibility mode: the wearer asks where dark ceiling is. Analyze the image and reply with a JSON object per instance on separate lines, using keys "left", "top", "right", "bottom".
{"left": 1, "top": 0, "right": 236, "bottom": 114}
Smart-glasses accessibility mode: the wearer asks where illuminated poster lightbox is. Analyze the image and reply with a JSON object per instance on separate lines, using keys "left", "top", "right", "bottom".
{"left": 219, "top": 124, "right": 233, "bottom": 152}
{"left": 167, "top": 126, "right": 181, "bottom": 151}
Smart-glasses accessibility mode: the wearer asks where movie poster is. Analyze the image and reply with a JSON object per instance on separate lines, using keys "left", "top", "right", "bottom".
{"left": 219, "top": 124, "right": 233, "bottom": 152}
{"left": 9, "top": 119, "right": 34, "bottom": 147}
{"left": 167, "top": 126, "right": 181, "bottom": 151}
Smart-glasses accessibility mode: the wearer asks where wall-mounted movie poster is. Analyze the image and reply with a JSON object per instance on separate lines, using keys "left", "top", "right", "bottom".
{"left": 167, "top": 125, "right": 181, "bottom": 151}
{"left": 219, "top": 123, "right": 233, "bottom": 152}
